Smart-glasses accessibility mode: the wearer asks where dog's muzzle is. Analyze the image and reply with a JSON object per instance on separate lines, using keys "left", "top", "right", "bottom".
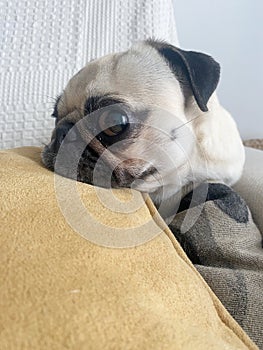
{"left": 42, "top": 121, "right": 158, "bottom": 191}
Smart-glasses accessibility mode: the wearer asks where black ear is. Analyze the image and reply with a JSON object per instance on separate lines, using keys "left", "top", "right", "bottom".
{"left": 147, "top": 40, "right": 220, "bottom": 112}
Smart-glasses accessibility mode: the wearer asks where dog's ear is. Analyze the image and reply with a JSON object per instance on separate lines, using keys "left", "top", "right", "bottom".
{"left": 147, "top": 40, "right": 220, "bottom": 112}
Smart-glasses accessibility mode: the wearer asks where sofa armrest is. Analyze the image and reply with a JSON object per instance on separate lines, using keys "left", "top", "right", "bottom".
{"left": 234, "top": 147, "right": 263, "bottom": 234}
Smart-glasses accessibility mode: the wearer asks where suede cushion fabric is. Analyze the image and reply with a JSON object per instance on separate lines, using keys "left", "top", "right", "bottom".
{"left": 0, "top": 147, "right": 258, "bottom": 350}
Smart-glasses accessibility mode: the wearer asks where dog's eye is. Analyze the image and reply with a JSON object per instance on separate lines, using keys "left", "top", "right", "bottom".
{"left": 99, "top": 110, "right": 129, "bottom": 136}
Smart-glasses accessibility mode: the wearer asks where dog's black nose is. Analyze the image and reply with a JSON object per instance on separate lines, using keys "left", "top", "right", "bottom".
{"left": 51, "top": 122, "right": 75, "bottom": 153}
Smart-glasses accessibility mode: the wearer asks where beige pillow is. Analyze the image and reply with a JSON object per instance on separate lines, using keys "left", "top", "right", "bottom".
{"left": 0, "top": 147, "right": 257, "bottom": 350}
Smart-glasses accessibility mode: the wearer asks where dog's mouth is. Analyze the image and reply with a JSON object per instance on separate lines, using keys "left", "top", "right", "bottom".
{"left": 42, "top": 137, "right": 159, "bottom": 192}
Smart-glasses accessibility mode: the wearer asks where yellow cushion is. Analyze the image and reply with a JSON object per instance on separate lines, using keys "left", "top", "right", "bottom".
{"left": 0, "top": 147, "right": 258, "bottom": 350}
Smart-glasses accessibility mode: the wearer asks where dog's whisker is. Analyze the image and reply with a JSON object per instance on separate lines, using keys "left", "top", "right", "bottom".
{"left": 150, "top": 171, "right": 162, "bottom": 186}
{"left": 46, "top": 95, "right": 59, "bottom": 102}
{"left": 176, "top": 114, "right": 203, "bottom": 131}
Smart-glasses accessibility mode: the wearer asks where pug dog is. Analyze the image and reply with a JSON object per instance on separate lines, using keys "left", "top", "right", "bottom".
{"left": 42, "top": 39, "right": 245, "bottom": 218}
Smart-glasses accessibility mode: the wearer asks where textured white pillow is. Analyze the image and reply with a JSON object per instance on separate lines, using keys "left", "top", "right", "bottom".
{"left": 0, "top": 0, "right": 178, "bottom": 149}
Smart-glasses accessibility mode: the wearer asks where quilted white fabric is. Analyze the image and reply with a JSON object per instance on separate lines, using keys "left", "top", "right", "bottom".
{"left": 0, "top": 0, "right": 178, "bottom": 149}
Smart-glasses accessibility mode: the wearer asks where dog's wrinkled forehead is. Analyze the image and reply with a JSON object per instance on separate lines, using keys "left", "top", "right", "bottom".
{"left": 55, "top": 43, "right": 183, "bottom": 122}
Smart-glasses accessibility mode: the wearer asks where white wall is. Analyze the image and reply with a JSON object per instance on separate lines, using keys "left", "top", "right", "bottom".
{"left": 174, "top": 0, "right": 263, "bottom": 139}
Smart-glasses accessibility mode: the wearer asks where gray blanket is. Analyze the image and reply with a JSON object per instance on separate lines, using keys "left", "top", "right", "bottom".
{"left": 169, "top": 184, "right": 263, "bottom": 349}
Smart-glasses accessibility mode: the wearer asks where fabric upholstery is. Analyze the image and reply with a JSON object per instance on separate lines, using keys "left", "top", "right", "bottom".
{"left": 234, "top": 147, "right": 263, "bottom": 235}
{"left": 169, "top": 183, "right": 263, "bottom": 349}
{"left": 0, "top": 147, "right": 258, "bottom": 349}
{"left": 0, "top": 0, "right": 178, "bottom": 149}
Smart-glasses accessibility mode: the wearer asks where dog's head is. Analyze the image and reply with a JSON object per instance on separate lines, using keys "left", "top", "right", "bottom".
{"left": 42, "top": 40, "right": 220, "bottom": 201}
